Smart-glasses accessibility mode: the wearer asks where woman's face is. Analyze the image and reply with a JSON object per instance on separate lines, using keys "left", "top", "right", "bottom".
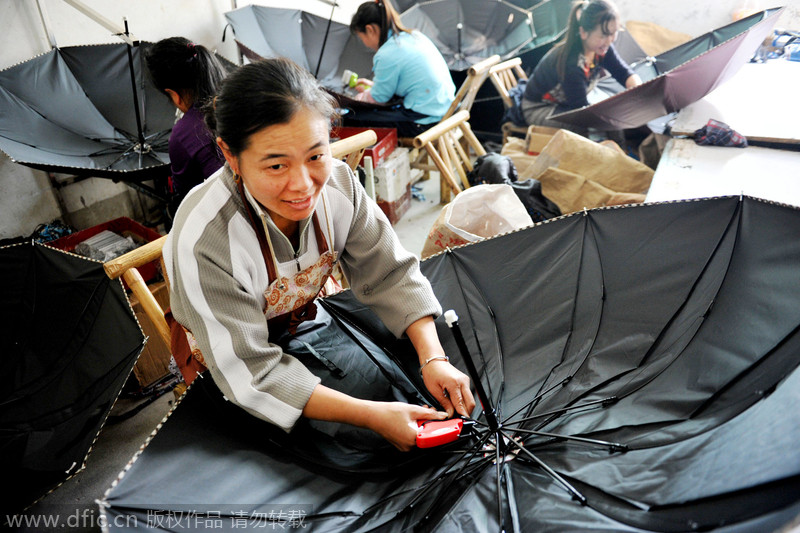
{"left": 220, "top": 106, "right": 332, "bottom": 237}
{"left": 580, "top": 18, "right": 620, "bottom": 57}
{"left": 356, "top": 23, "right": 381, "bottom": 51}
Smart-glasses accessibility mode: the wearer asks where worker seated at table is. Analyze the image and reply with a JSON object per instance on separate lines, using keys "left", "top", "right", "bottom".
{"left": 521, "top": 0, "right": 642, "bottom": 138}
{"left": 342, "top": 0, "right": 455, "bottom": 138}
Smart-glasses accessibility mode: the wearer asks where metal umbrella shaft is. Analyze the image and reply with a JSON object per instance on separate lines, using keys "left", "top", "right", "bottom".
{"left": 445, "top": 310, "right": 500, "bottom": 432}
{"left": 123, "top": 19, "right": 146, "bottom": 149}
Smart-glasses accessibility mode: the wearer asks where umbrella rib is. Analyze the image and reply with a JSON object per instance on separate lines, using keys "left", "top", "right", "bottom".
{"left": 406, "top": 435, "right": 496, "bottom": 528}
{"left": 494, "top": 442, "right": 506, "bottom": 533}
{"left": 501, "top": 430, "right": 587, "bottom": 505}
{"left": 446, "top": 251, "right": 505, "bottom": 412}
{"left": 318, "top": 299, "right": 431, "bottom": 404}
{"left": 504, "top": 396, "right": 618, "bottom": 427}
{"left": 518, "top": 215, "right": 606, "bottom": 427}
{"left": 508, "top": 427, "right": 628, "bottom": 453}
{"left": 558, "top": 199, "right": 744, "bottom": 418}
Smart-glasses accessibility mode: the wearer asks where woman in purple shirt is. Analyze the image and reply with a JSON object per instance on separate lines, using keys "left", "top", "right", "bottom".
{"left": 145, "top": 37, "right": 228, "bottom": 211}
{"left": 521, "top": 0, "right": 641, "bottom": 136}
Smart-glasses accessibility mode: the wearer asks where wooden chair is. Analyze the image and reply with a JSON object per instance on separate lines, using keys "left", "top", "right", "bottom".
{"left": 441, "top": 55, "right": 501, "bottom": 122}
{"left": 403, "top": 55, "right": 501, "bottom": 185}
{"left": 102, "top": 130, "right": 379, "bottom": 384}
{"left": 488, "top": 57, "right": 530, "bottom": 145}
{"left": 412, "top": 110, "right": 486, "bottom": 204}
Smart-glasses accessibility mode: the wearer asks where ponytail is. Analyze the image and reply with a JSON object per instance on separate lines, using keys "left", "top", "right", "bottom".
{"left": 350, "top": 0, "right": 411, "bottom": 46}
{"left": 145, "top": 36, "right": 229, "bottom": 108}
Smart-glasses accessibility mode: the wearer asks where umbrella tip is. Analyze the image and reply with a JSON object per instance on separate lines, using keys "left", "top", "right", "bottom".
{"left": 444, "top": 309, "right": 459, "bottom": 327}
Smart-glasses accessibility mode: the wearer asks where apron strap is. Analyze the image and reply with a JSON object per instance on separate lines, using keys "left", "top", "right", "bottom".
{"left": 236, "top": 174, "right": 330, "bottom": 285}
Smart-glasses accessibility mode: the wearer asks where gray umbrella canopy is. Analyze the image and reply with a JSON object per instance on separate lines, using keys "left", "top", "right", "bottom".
{"left": 225, "top": 5, "right": 374, "bottom": 89}
{"left": 0, "top": 43, "right": 175, "bottom": 180}
{"left": 552, "top": 7, "right": 783, "bottom": 130}
{"left": 400, "top": 0, "right": 535, "bottom": 70}
{"left": 101, "top": 196, "right": 800, "bottom": 532}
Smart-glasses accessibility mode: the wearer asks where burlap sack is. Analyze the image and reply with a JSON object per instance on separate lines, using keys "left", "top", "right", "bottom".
{"left": 626, "top": 20, "right": 691, "bottom": 57}
{"left": 421, "top": 184, "right": 533, "bottom": 259}
{"left": 500, "top": 137, "right": 538, "bottom": 179}
{"left": 538, "top": 167, "right": 646, "bottom": 214}
{"left": 526, "top": 129, "right": 654, "bottom": 194}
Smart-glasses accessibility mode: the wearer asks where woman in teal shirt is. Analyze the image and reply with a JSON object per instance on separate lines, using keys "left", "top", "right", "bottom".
{"left": 346, "top": 0, "right": 455, "bottom": 137}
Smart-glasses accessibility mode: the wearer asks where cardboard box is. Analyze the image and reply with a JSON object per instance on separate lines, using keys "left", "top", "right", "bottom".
{"left": 373, "top": 146, "right": 412, "bottom": 203}
{"left": 525, "top": 125, "right": 560, "bottom": 155}
{"left": 128, "top": 281, "right": 173, "bottom": 388}
{"left": 377, "top": 183, "right": 412, "bottom": 225}
{"left": 331, "top": 126, "right": 398, "bottom": 167}
{"left": 49, "top": 217, "right": 164, "bottom": 288}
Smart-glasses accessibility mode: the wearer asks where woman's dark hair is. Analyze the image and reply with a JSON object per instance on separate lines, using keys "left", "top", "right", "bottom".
{"left": 145, "top": 37, "right": 227, "bottom": 107}
{"left": 554, "top": 0, "right": 620, "bottom": 80}
{"left": 205, "top": 57, "right": 338, "bottom": 156}
{"left": 349, "top": 0, "right": 410, "bottom": 47}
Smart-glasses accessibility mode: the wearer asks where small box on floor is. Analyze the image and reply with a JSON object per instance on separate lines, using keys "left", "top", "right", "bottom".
{"left": 373, "top": 147, "right": 412, "bottom": 225}
{"left": 377, "top": 183, "right": 412, "bottom": 225}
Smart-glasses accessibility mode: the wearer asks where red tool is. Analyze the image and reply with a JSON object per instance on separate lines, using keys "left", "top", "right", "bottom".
{"left": 416, "top": 418, "right": 465, "bottom": 448}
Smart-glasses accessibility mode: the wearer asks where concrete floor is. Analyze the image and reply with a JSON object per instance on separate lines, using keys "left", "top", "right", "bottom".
{"left": 8, "top": 174, "right": 444, "bottom": 533}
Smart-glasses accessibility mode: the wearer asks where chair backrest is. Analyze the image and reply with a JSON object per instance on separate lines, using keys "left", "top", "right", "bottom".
{"left": 489, "top": 57, "right": 528, "bottom": 109}
{"left": 441, "top": 55, "right": 501, "bottom": 121}
{"left": 413, "top": 110, "right": 487, "bottom": 203}
{"left": 103, "top": 130, "right": 380, "bottom": 349}
{"left": 330, "top": 129, "right": 378, "bottom": 170}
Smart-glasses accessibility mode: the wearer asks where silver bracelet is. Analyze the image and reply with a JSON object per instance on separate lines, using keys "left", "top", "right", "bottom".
{"left": 419, "top": 355, "right": 449, "bottom": 375}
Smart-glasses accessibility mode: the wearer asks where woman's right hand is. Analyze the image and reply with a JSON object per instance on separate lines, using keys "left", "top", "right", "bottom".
{"left": 355, "top": 78, "right": 373, "bottom": 92}
{"left": 364, "top": 401, "right": 448, "bottom": 451}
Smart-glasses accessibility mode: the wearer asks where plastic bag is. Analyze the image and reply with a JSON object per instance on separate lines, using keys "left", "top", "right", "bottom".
{"left": 421, "top": 184, "right": 533, "bottom": 259}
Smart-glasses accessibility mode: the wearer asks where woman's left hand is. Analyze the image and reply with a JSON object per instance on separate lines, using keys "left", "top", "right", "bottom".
{"left": 421, "top": 360, "right": 475, "bottom": 418}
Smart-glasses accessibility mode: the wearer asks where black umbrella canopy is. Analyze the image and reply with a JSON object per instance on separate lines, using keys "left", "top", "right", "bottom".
{"left": 0, "top": 242, "right": 145, "bottom": 515}
{"left": 552, "top": 7, "right": 784, "bottom": 131}
{"left": 100, "top": 195, "right": 800, "bottom": 531}
{"left": 400, "top": 0, "right": 535, "bottom": 71}
{"left": 224, "top": 5, "right": 375, "bottom": 89}
{"left": 0, "top": 42, "right": 176, "bottom": 181}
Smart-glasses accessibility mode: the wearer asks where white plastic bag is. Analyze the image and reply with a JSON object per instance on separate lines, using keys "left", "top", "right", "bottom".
{"left": 422, "top": 184, "right": 533, "bottom": 258}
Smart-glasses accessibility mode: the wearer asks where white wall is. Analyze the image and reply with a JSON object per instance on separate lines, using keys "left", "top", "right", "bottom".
{"left": 615, "top": 0, "right": 800, "bottom": 38}
{"left": 1, "top": 0, "right": 799, "bottom": 240}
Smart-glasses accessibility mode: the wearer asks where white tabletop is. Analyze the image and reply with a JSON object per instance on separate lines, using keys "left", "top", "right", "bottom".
{"left": 646, "top": 138, "right": 800, "bottom": 207}
{"left": 670, "top": 60, "right": 800, "bottom": 144}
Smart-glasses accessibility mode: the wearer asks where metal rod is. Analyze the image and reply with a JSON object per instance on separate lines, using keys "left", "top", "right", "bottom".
{"left": 63, "top": 0, "right": 137, "bottom": 46}
{"left": 502, "top": 430, "right": 587, "bottom": 505}
{"left": 445, "top": 310, "right": 501, "bottom": 433}
{"left": 123, "top": 18, "right": 146, "bottom": 149}
{"left": 315, "top": 0, "right": 338, "bottom": 78}
{"left": 505, "top": 397, "right": 619, "bottom": 427}
{"left": 35, "top": 0, "right": 57, "bottom": 49}
{"left": 457, "top": 23, "right": 463, "bottom": 58}
{"left": 510, "top": 427, "right": 628, "bottom": 453}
